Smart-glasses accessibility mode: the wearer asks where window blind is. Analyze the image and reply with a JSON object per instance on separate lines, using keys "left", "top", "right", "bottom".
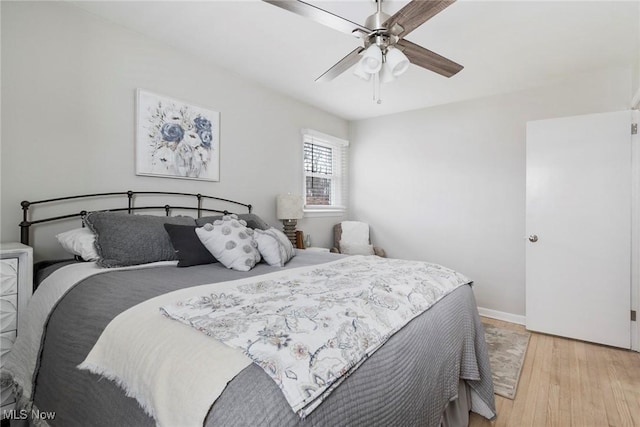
{"left": 301, "top": 129, "right": 349, "bottom": 211}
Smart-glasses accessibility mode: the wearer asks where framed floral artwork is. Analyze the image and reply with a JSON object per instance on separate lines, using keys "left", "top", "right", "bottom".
{"left": 136, "top": 90, "right": 220, "bottom": 181}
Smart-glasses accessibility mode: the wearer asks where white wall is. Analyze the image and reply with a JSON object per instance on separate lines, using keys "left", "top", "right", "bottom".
{"left": 0, "top": 1, "right": 348, "bottom": 258}
{"left": 349, "top": 67, "right": 633, "bottom": 317}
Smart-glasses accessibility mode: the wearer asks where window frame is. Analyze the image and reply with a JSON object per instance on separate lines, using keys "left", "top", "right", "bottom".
{"left": 301, "top": 129, "right": 349, "bottom": 216}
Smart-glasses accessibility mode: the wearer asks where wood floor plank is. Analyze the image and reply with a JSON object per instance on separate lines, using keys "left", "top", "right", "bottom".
{"left": 597, "top": 343, "right": 625, "bottom": 427}
{"left": 617, "top": 346, "right": 640, "bottom": 425}
{"left": 568, "top": 340, "right": 586, "bottom": 426}
{"left": 505, "top": 331, "right": 538, "bottom": 426}
{"left": 469, "top": 317, "right": 640, "bottom": 427}
{"left": 554, "top": 340, "right": 571, "bottom": 426}
{"left": 582, "top": 340, "right": 607, "bottom": 425}
{"left": 607, "top": 348, "right": 634, "bottom": 426}
{"left": 546, "top": 382, "right": 560, "bottom": 427}
{"left": 531, "top": 333, "right": 551, "bottom": 426}
{"left": 552, "top": 335, "right": 572, "bottom": 426}
{"left": 519, "top": 334, "right": 541, "bottom": 426}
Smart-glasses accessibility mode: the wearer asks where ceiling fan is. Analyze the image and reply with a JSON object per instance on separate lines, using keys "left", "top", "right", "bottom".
{"left": 262, "top": 0, "right": 464, "bottom": 86}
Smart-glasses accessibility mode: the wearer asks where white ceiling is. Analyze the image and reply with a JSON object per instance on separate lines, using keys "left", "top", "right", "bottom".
{"left": 71, "top": 0, "right": 639, "bottom": 121}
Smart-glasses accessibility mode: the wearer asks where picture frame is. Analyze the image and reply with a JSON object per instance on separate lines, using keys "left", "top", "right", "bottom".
{"left": 135, "top": 89, "right": 220, "bottom": 181}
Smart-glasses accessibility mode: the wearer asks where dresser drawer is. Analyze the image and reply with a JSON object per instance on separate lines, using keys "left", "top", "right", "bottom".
{"left": 0, "top": 295, "right": 17, "bottom": 333}
{"left": 0, "top": 258, "right": 18, "bottom": 296}
{"left": 0, "top": 330, "right": 17, "bottom": 367}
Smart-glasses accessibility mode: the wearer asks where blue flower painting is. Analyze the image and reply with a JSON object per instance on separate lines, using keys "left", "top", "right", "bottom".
{"left": 136, "top": 90, "right": 220, "bottom": 181}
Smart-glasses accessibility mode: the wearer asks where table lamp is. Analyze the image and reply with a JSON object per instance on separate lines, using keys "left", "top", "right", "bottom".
{"left": 276, "top": 194, "right": 303, "bottom": 245}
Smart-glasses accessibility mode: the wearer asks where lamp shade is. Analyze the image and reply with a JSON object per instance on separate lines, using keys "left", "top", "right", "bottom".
{"left": 276, "top": 194, "right": 304, "bottom": 220}
{"left": 385, "top": 46, "right": 410, "bottom": 77}
{"left": 359, "top": 44, "right": 383, "bottom": 74}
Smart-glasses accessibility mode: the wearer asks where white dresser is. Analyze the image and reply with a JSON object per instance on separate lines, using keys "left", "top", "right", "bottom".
{"left": 1, "top": 243, "right": 33, "bottom": 417}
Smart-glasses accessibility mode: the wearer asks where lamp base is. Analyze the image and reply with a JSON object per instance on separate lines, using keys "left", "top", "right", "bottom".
{"left": 281, "top": 219, "right": 298, "bottom": 246}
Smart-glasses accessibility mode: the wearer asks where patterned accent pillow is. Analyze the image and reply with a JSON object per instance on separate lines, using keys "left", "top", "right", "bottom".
{"left": 195, "top": 214, "right": 261, "bottom": 272}
{"left": 254, "top": 227, "right": 296, "bottom": 267}
{"left": 196, "top": 213, "right": 270, "bottom": 230}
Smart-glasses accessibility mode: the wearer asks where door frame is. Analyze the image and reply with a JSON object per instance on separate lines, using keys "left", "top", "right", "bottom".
{"left": 632, "top": 109, "right": 639, "bottom": 352}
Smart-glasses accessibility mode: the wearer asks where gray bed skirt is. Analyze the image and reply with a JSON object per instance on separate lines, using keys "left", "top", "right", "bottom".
{"left": 441, "top": 381, "right": 472, "bottom": 427}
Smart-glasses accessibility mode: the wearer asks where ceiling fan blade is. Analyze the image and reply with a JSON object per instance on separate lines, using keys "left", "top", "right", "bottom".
{"left": 262, "top": 1, "right": 371, "bottom": 37}
{"left": 316, "top": 47, "right": 365, "bottom": 82}
{"left": 396, "top": 39, "right": 463, "bottom": 77}
{"left": 384, "top": 0, "right": 456, "bottom": 38}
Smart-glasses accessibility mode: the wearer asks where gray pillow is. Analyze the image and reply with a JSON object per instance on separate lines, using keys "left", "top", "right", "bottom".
{"left": 196, "top": 213, "right": 270, "bottom": 230}
{"left": 85, "top": 212, "right": 196, "bottom": 268}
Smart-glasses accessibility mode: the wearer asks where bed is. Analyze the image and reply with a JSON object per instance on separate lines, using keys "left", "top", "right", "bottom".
{"left": 2, "top": 191, "right": 496, "bottom": 427}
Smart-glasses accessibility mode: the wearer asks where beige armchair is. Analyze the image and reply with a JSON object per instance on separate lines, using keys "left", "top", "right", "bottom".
{"left": 330, "top": 221, "right": 385, "bottom": 257}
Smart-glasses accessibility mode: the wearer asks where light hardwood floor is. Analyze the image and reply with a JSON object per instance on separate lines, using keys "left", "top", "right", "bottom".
{"left": 470, "top": 317, "right": 640, "bottom": 427}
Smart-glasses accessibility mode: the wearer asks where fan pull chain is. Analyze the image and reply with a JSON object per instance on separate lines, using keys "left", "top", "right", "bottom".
{"left": 373, "top": 72, "right": 382, "bottom": 104}
{"left": 372, "top": 73, "right": 376, "bottom": 102}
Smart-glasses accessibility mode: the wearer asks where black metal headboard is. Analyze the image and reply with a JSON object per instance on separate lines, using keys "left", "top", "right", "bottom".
{"left": 20, "top": 190, "right": 252, "bottom": 245}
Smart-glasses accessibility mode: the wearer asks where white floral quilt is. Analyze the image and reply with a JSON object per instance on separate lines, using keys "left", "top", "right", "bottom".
{"left": 160, "top": 255, "right": 471, "bottom": 417}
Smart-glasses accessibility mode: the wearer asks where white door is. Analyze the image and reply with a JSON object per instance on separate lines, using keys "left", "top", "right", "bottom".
{"left": 526, "top": 111, "right": 632, "bottom": 349}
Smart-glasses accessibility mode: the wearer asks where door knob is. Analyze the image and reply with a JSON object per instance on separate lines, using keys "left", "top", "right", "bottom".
{"left": 529, "top": 235, "right": 538, "bottom": 242}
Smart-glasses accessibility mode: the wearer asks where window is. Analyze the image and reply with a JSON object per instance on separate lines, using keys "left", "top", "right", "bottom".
{"left": 302, "top": 129, "right": 349, "bottom": 214}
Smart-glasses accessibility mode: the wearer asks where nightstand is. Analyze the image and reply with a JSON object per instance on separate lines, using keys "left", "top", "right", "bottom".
{"left": 1, "top": 243, "right": 33, "bottom": 418}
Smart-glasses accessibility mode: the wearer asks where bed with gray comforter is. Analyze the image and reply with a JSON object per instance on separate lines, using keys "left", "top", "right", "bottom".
{"left": 12, "top": 251, "right": 495, "bottom": 426}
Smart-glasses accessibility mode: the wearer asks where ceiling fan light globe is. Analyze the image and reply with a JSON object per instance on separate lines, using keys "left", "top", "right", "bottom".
{"left": 353, "top": 61, "right": 372, "bottom": 81}
{"left": 363, "top": 57, "right": 381, "bottom": 71}
{"left": 386, "top": 47, "right": 410, "bottom": 77}
{"left": 380, "top": 61, "right": 396, "bottom": 83}
{"left": 360, "top": 44, "right": 382, "bottom": 74}
{"left": 392, "top": 61, "right": 410, "bottom": 77}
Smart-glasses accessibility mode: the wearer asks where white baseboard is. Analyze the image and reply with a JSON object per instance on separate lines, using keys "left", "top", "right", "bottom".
{"left": 477, "top": 306, "right": 526, "bottom": 325}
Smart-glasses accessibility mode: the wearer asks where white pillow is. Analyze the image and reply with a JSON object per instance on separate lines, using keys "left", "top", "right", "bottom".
{"left": 195, "top": 215, "right": 261, "bottom": 272}
{"left": 340, "top": 221, "right": 370, "bottom": 245}
{"left": 254, "top": 227, "right": 295, "bottom": 267}
{"left": 55, "top": 228, "right": 99, "bottom": 261}
{"left": 340, "top": 242, "right": 375, "bottom": 256}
